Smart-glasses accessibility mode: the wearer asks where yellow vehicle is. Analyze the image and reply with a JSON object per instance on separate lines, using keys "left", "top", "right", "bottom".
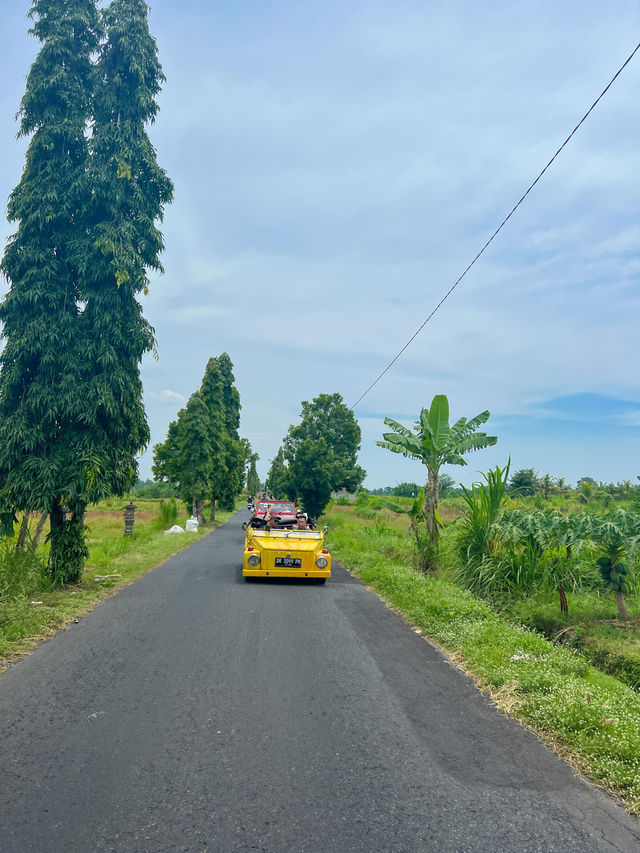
{"left": 242, "top": 524, "right": 331, "bottom": 583}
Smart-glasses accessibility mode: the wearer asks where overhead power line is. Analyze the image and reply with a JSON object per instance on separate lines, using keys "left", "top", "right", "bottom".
{"left": 350, "top": 41, "right": 640, "bottom": 411}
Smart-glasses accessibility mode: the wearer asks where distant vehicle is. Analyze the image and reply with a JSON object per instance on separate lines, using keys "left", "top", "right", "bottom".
{"left": 242, "top": 524, "right": 331, "bottom": 583}
{"left": 252, "top": 500, "right": 296, "bottom": 526}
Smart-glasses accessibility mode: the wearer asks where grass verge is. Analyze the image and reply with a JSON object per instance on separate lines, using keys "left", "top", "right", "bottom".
{"left": 500, "top": 592, "right": 640, "bottom": 692}
{"left": 0, "top": 500, "right": 239, "bottom": 670}
{"left": 325, "top": 510, "right": 640, "bottom": 814}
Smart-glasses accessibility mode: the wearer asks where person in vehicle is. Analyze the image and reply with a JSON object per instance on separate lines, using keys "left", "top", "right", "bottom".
{"left": 295, "top": 512, "right": 314, "bottom": 530}
{"left": 265, "top": 509, "right": 280, "bottom": 530}
{"left": 250, "top": 508, "right": 279, "bottom": 529}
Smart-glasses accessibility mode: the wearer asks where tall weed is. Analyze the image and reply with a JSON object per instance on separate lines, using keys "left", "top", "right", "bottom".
{"left": 0, "top": 538, "right": 51, "bottom": 624}
{"left": 454, "top": 463, "right": 510, "bottom": 594}
{"left": 157, "top": 498, "right": 179, "bottom": 529}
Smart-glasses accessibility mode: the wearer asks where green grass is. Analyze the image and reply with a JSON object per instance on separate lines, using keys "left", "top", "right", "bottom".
{"left": 501, "top": 591, "right": 640, "bottom": 691}
{"left": 324, "top": 509, "right": 640, "bottom": 814}
{"left": 0, "top": 498, "right": 240, "bottom": 667}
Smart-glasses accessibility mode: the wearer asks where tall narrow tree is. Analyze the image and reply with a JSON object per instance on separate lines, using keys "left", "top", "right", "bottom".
{"left": 152, "top": 394, "right": 212, "bottom": 524}
{"left": 246, "top": 452, "right": 260, "bottom": 497}
{"left": 265, "top": 448, "right": 291, "bottom": 498}
{"left": 0, "top": 0, "right": 100, "bottom": 582}
{"left": 78, "top": 0, "right": 173, "bottom": 498}
{"left": 199, "top": 357, "right": 228, "bottom": 520}
{"left": 217, "top": 353, "right": 243, "bottom": 511}
{"left": 152, "top": 419, "right": 181, "bottom": 490}
{"left": 176, "top": 393, "right": 214, "bottom": 525}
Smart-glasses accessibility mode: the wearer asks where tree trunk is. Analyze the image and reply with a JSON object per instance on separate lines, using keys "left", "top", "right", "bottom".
{"left": 30, "top": 511, "right": 48, "bottom": 551}
{"left": 196, "top": 499, "right": 205, "bottom": 527}
{"left": 50, "top": 500, "right": 64, "bottom": 537}
{"left": 48, "top": 499, "right": 65, "bottom": 582}
{"left": 66, "top": 506, "right": 88, "bottom": 584}
{"left": 48, "top": 501, "right": 88, "bottom": 585}
{"left": 615, "top": 590, "right": 630, "bottom": 621}
{"left": 423, "top": 468, "right": 440, "bottom": 541}
{"left": 209, "top": 498, "right": 216, "bottom": 522}
{"left": 192, "top": 496, "right": 197, "bottom": 519}
{"left": 16, "top": 512, "right": 30, "bottom": 551}
{"left": 558, "top": 583, "right": 568, "bottom": 618}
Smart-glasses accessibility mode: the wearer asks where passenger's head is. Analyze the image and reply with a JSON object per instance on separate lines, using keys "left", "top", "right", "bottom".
{"left": 296, "top": 514, "right": 308, "bottom": 529}
{"left": 268, "top": 515, "right": 280, "bottom": 528}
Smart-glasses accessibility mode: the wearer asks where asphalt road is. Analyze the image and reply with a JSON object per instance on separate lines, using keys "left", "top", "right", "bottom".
{"left": 1, "top": 511, "right": 639, "bottom": 853}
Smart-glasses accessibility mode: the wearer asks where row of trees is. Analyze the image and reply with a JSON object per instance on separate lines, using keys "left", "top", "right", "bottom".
{"left": 509, "top": 470, "right": 640, "bottom": 502}
{"left": 152, "top": 355, "right": 252, "bottom": 524}
{"left": 265, "top": 393, "right": 365, "bottom": 518}
{"left": 367, "top": 475, "right": 459, "bottom": 499}
{"left": 370, "top": 473, "right": 639, "bottom": 503}
{"left": 0, "top": 0, "right": 172, "bottom": 582}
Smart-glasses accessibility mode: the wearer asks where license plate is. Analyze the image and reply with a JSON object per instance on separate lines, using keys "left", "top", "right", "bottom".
{"left": 275, "top": 557, "right": 301, "bottom": 568}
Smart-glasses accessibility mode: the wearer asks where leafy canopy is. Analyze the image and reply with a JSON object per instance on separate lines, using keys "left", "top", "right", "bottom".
{"left": 284, "top": 393, "right": 365, "bottom": 492}
{"left": 266, "top": 447, "right": 291, "bottom": 500}
{"left": 288, "top": 438, "right": 334, "bottom": 520}
{"left": 152, "top": 354, "right": 245, "bottom": 514}
{"left": 377, "top": 395, "right": 497, "bottom": 477}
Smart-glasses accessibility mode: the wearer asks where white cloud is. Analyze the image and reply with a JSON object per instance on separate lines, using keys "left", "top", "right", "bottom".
{"left": 148, "top": 389, "right": 187, "bottom": 406}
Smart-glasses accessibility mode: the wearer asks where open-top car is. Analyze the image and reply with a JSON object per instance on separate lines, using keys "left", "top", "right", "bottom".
{"left": 242, "top": 524, "right": 331, "bottom": 582}
{"left": 251, "top": 499, "right": 297, "bottom": 526}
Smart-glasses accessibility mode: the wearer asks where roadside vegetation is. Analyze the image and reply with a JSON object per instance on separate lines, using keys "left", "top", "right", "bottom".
{"left": 0, "top": 496, "right": 240, "bottom": 668}
{"left": 152, "top": 353, "right": 252, "bottom": 525}
{"left": 324, "top": 411, "right": 640, "bottom": 812}
{"left": 0, "top": 0, "right": 174, "bottom": 585}
{"left": 264, "top": 392, "right": 366, "bottom": 519}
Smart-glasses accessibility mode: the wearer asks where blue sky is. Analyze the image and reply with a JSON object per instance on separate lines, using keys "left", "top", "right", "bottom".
{"left": 1, "top": 1, "right": 639, "bottom": 489}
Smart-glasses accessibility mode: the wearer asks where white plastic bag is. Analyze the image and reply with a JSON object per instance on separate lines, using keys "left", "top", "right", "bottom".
{"left": 185, "top": 516, "right": 199, "bottom": 532}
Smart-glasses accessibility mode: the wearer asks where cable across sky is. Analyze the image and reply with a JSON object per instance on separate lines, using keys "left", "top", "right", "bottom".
{"left": 349, "top": 40, "right": 640, "bottom": 412}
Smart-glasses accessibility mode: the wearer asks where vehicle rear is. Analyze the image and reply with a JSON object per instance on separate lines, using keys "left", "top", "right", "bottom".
{"left": 252, "top": 500, "right": 297, "bottom": 525}
{"left": 243, "top": 528, "right": 331, "bottom": 581}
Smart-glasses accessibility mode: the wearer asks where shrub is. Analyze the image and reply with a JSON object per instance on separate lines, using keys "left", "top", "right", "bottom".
{"left": 157, "top": 498, "right": 179, "bottom": 529}
{"left": 0, "top": 538, "right": 50, "bottom": 606}
{"left": 460, "top": 465, "right": 509, "bottom": 551}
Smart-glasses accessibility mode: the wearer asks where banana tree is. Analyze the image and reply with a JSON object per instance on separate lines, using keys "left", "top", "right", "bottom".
{"left": 377, "top": 395, "right": 497, "bottom": 545}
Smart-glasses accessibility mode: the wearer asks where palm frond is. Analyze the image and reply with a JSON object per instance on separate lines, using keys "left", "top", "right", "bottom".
{"left": 465, "top": 410, "right": 492, "bottom": 429}
{"left": 456, "top": 433, "right": 498, "bottom": 454}
{"left": 382, "top": 417, "right": 413, "bottom": 438}
{"left": 426, "top": 395, "right": 451, "bottom": 450}
{"left": 376, "top": 436, "right": 423, "bottom": 460}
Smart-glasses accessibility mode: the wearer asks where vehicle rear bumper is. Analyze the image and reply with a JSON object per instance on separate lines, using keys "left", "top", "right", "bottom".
{"left": 242, "top": 568, "right": 331, "bottom": 579}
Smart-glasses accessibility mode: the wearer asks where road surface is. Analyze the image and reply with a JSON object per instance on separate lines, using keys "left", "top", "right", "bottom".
{"left": 1, "top": 511, "right": 639, "bottom": 852}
